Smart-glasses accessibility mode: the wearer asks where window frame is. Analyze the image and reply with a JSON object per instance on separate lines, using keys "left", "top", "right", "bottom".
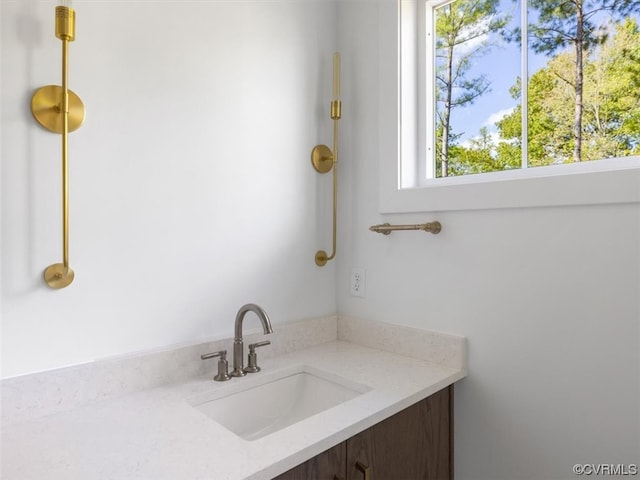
{"left": 379, "top": 0, "right": 640, "bottom": 214}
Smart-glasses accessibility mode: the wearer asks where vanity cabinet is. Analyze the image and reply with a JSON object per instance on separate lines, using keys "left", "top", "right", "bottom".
{"left": 273, "top": 385, "right": 452, "bottom": 480}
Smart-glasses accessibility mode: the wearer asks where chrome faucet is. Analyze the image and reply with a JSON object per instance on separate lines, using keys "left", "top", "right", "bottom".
{"left": 231, "top": 303, "right": 273, "bottom": 377}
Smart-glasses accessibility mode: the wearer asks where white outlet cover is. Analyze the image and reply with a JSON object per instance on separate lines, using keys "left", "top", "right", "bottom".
{"left": 350, "top": 268, "right": 366, "bottom": 297}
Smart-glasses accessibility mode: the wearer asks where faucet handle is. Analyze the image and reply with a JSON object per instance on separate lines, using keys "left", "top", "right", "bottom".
{"left": 244, "top": 341, "right": 271, "bottom": 373}
{"left": 249, "top": 340, "right": 271, "bottom": 351}
{"left": 201, "top": 350, "right": 231, "bottom": 382}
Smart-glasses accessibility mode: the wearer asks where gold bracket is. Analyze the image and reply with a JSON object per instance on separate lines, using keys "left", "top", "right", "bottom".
{"left": 43, "top": 263, "right": 75, "bottom": 289}
{"left": 314, "top": 250, "right": 329, "bottom": 267}
{"left": 31, "top": 85, "right": 85, "bottom": 133}
{"left": 311, "top": 144, "right": 334, "bottom": 174}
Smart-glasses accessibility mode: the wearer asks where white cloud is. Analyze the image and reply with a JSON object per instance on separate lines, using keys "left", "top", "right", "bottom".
{"left": 483, "top": 107, "right": 515, "bottom": 126}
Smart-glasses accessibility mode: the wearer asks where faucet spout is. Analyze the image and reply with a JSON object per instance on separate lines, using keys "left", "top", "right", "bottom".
{"left": 234, "top": 303, "right": 273, "bottom": 340}
{"left": 231, "top": 303, "right": 273, "bottom": 377}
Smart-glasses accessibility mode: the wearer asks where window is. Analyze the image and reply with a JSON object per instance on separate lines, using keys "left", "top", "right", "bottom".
{"left": 378, "top": 0, "right": 640, "bottom": 213}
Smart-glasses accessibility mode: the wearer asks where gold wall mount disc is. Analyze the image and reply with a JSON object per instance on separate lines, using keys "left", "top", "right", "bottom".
{"left": 31, "top": 85, "right": 85, "bottom": 133}
{"left": 315, "top": 250, "right": 328, "bottom": 266}
{"left": 43, "top": 263, "right": 75, "bottom": 289}
{"left": 311, "top": 144, "right": 334, "bottom": 174}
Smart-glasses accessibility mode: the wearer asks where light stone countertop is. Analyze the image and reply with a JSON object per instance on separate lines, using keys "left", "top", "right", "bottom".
{"left": 1, "top": 340, "right": 465, "bottom": 480}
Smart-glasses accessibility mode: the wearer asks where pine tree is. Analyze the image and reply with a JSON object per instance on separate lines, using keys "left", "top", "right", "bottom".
{"left": 435, "top": 0, "right": 509, "bottom": 176}
{"left": 527, "top": 0, "right": 640, "bottom": 162}
{"left": 496, "top": 17, "right": 640, "bottom": 165}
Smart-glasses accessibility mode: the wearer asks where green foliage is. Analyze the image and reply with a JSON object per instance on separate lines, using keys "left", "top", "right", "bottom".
{"left": 434, "top": 0, "right": 510, "bottom": 176}
{"left": 527, "top": 0, "right": 639, "bottom": 162}
{"left": 528, "top": 0, "right": 639, "bottom": 54}
{"left": 447, "top": 126, "right": 521, "bottom": 176}
{"left": 444, "top": 14, "right": 640, "bottom": 175}
{"left": 592, "top": 18, "right": 640, "bottom": 155}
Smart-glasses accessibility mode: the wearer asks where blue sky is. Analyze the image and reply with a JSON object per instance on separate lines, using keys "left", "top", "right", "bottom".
{"left": 445, "top": 0, "right": 639, "bottom": 145}
{"left": 446, "top": 0, "right": 529, "bottom": 144}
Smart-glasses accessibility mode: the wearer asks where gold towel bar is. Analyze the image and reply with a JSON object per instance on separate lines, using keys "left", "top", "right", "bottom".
{"left": 369, "top": 222, "right": 441, "bottom": 235}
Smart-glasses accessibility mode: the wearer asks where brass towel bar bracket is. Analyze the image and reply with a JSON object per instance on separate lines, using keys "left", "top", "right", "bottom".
{"left": 369, "top": 222, "right": 442, "bottom": 235}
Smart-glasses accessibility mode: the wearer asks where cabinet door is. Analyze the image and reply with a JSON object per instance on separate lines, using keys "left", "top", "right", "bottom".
{"left": 272, "top": 441, "right": 346, "bottom": 480}
{"left": 346, "top": 386, "right": 452, "bottom": 480}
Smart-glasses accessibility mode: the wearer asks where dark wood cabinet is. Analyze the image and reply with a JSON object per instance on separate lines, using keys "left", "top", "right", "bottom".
{"left": 273, "top": 442, "right": 346, "bottom": 480}
{"left": 274, "top": 385, "right": 452, "bottom": 480}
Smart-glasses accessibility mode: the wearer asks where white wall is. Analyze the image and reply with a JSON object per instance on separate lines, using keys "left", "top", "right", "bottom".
{"left": 1, "top": 0, "right": 338, "bottom": 378}
{"left": 3, "top": 1, "right": 639, "bottom": 478}
{"left": 336, "top": 2, "right": 640, "bottom": 479}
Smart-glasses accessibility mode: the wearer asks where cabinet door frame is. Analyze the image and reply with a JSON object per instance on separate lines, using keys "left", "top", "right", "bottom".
{"left": 273, "top": 385, "right": 454, "bottom": 480}
{"left": 346, "top": 386, "right": 452, "bottom": 480}
{"left": 272, "top": 441, "right": 346, "bottom": 480}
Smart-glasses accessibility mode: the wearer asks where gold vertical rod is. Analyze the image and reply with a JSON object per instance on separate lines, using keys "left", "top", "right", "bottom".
{"left": 62, "top": 36, "right": 70, "bottom": 270}
{"left": 326, "top": 103, "right": 340, "bottom": 262}
{"left": 327, "top": 54, "right": 342, "bottom": 263}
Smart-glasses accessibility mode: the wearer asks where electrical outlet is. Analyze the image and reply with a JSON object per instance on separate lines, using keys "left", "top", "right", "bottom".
{"left": 350, "top": 268, "right": 366, "bottom": 297}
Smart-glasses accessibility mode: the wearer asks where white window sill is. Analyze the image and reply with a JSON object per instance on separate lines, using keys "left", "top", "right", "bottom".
{"left": 379, "top": 156, "right": 640, "bottom": 213}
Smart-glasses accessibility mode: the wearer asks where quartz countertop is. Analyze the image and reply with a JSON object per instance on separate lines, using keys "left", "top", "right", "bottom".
{"left": 1, "top": 339, "right": 465, "bottom": 480}
{"left": 2, "top": 317, "right": 466, "bottom": 480}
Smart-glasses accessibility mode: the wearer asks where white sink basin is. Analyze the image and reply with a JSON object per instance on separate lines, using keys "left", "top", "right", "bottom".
{"left": 191, "top": 366, "right": 370, "bottom": 441}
